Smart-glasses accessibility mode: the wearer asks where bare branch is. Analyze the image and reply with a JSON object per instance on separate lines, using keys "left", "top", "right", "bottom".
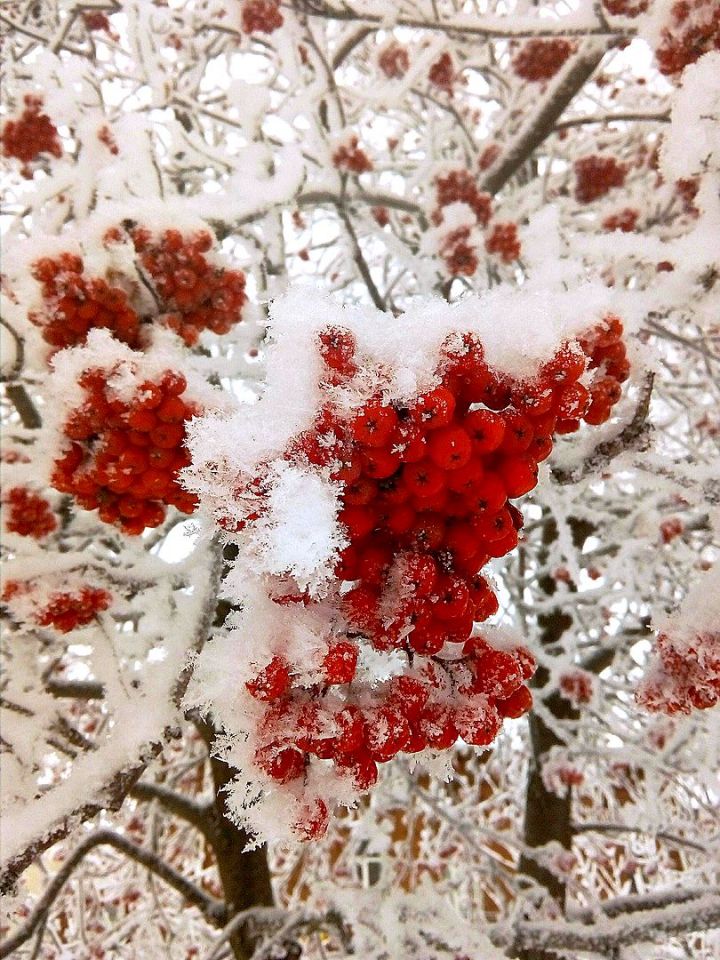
{"left": 130, "top": 781, "right": 214, "bottom": 835}
{"left": 0, "top": 829, "right": 227, "bottom": 958}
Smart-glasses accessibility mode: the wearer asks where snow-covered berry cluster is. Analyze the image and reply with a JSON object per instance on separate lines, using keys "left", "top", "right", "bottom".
{"left": 638, "top": 567, "right": 720, "bottom": 716}
{"left": 602, "top": 208, "right": 639, "bottom": 232}
{"left": 2, "top": 487, "right": 57, "bottom": 539}
{"left": 485, "top": 223, "right": 521, "bottom": 264}
{"left": 2, "top": 578, "right": 112, "bottom": 633}
{"left": 378, "top": 41, "right": 410, "bottom": 79}
{"left": 574, "top": 156, "right": 627, "bottom": 203}
{"left": 184, "top": 291, "right": 631, "bottom": 842}
{"left": 1, "top": 94, "right": 62, "bottom": 177}
{"left": 428, "top": 52, "right": 456, "bottom": 91}
{"left": 602, "top": 0, "right": 648, "bottom": 15}
{"left": 655, "top": 0, "right": 720, "bottom": 76}
{"left": 241, "top": 0, "right": 284, "bottom": 34}
{"left": 51, "top": 364, "right": 199, "bottom": 535}
{"left": 332, "top": 135, "right": 374, "bottom": 174}
{"left": 28, "top": 227, "right": 247, "bottom": 356}
{"left": 511, "top": 39, "right": 574, "bottom": 81}
{"left": 127, "top": 227, "right": 248, "bottom": 346}
{"left": 433, "top": 170, "right": 492, "bottom": 227}
{"left": 559, "top": 669, "right": 595, "bottom": 706}
{"left": 30, "top": 253, "right": 141, "bottom": 350}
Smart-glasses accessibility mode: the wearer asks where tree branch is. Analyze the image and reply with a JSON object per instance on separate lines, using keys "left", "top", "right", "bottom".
{"left": 480, "top": 41, "right": 610, "bottom": 197}
{"left": 0, "top": 829, "right": 227, "bottom": 958}
{"left": 130, "top": 781, "right": 214, "bottom": 835}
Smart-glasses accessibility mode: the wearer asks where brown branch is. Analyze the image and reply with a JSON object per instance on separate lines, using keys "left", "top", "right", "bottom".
{"left": 0, "top": 829, "right": 227, "bottom": 958}
{"left": 46, "top": 679, "right": 106, "bottom": 700}
{"left": 5, "top": 384, "right": 42, "bottom": 429}
{"left": 130, "top": 781, "right": 214, "bottom": 835}
{"left": 480, "top": 42, "right": 610, "bottom": 197}
{"left": 334, "top": 198, "right": 386, "bottom": 310}
{"left": 571, "top": 823, "right": 707, "bottom": 854}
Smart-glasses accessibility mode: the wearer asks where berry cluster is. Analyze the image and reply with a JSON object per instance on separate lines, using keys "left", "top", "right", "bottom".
{"left": 602, "top": 0, "right": 648, "bottom": 14}
{"left": 574, "top": 156, "right": 627, "bottom": 204}
{"left": 429, "top": 53, "right": 456, "bottom": 91}
{"left": 331, "top": 136, "right": 374, "bottom": 174}
{"left": 602, "top": 208, "right": 639, "bottom": 233}
{"left": 2, "top": 580, "right": 112, "bottom": 633}
{"left": 35, "top": 587, "right": 113, "bottom": 633}
{"left": 83, "top": 11, "right": 111, "bottom": 32}
{"left": 638, "top": 630, "right": 720, "bottom": 714}
{"left": 511, "top": 39, "right": 574, "bottom": 81}
{"left": 250, "top": 636, "right": 535, "bottom": 839}
{"left": 2, "top": 487, "right": 57, "bottom": 539}
{"left": 30, "top": 253, "right": 141, "bottom": 351}
{"left": 440, "top": 228, "right": 479, "bottom": 277}
{"left": 51, "top": 368, "right": 198, "bottom": 534}
{"left": 559, "top": 669, "right": 594, "bottom": 706}
{"left": 675, "top": 177, "right": 699, "bottom": 216}
{"left": 655, "top": 0, "right": 719, "bottom": 75}
{"left": 1, "top": 94, "right": 62, "bottom": 177}
{"left": 128, "top": 228, "right": 247, "bottom": 345}
{"left": 433, "top": 170, "right": 492, "bottom": 227}
{"left": 378, "top": 41, "right": 410, "bottom": 79}
{"left": 485, "top": 222, "right": 521, "bottom": 263}
{"left": 226, "top": 316, "right": 630, "bottom": 835}
{"left": 241, "top": 0, "right": 284, "bottom": 34}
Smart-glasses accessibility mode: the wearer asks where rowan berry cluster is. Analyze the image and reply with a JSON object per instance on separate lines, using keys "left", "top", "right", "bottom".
{"left": 433, "top": 170, "right": 492, "bottom": 227}
{"left": 35, "top": 587, "right": 113, "bottom": 633}
{"left": 331, "top": 136, "right": 374, "bottom": 174}
{"left": 441, "top": 228, "right": 479, "bottom": 276}
{"left": 30, "top": 253, "right": 141, "bottom": 350}
{"left": 225, "top": 315, "right": 630, "bottom": 836}
{"left": 602, "top": 208, "right": 639, "bottom": 233}
{"left": 2, "top": 487, "right": 57, "bottom": 539}
{"left": 655, "top": 0, "right": 719, "bottom": 76}
{"left": 574, "top": 156, "right": 627, "bottom": 204}
{"left": 559, "top": 669, "right": 595, "bottom": 706}
{"left": 83, "top": 11, "right": 111, "bottom": 32}
{"left": 241, "top": 0, "right": 283, "bottom": 34}
{"left": 601, "top": 0, "right": 648, "bottom": 15}
{"left": 1, "top": 94, "right": 62, "bottom": 177}
{"left": 637, "top": 630, "right": 720, "bottom": 714}
{"left": 428, "top": 53, "right": 456, "bottom": 91}
{"left": 485, "top": 223, "right": 521, "bottom": 264}
{"left": 378, "top": 41, "right": 410, "bottom": 79}
{"left": 511, "top": 39, "right": 574, "bottom": 81}
{"left": 128, "top": 228, "right": 248, "bottom": 346}
{"left": 250, "top": 636, "right": 536, "bottom": 839}
{"left": 573, "top": 315, "right": 630, "bottom": 427}
{"left": 51, "top": 368, "right": 198, "bottom": 534}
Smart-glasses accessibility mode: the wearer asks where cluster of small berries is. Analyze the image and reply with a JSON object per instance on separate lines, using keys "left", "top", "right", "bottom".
{"left": 559, "top": 669, "right": 595, "bottom": 706}
{"left": 228, "top": 318, "right": 629, "bottom": 835}
{"left": 29, "top": 253, "right": 141, "bottom": 350}
{"left": 36, "top": 587, "right": 113, "bottom": 633}
{"left": 637, "top": 630, "right": 720, "bottom": 714}
{"left": 675, "top": 177, "right": 700, "bottom": 216}
{"left": 249, "top": 637, "right": 535, "bottom": 839}
{"left": 1, "top": 94, "right": 62, "bottom": 177}
{"left": 51, "top": 368, "right": 198, "bottom": 534}
{"left": 440, "top": 228, "right": 480, "bottom": 276}
{"left": 433, "top": 170, "right": 492, "bottom": 227}
{"left": 602, "top": 208, "right": 639, "bottom": 233}
{"left": 655, "top": 0, "right": 719, "bottom": 76}
{"left": 602, "top": 0, "right": 648, "bottom": 15}
{"left": 241, "top": 0, "right": 283, "bottom": 34}
{"left": 2, "top": 487, "right": 57, "bottom": 538}
{"left": 378, "top": 41, "right": 410, "bottom": 79}
{"left": 128, "top": 228, "right": 248, "bottom": 346}
{"left": 1, "top": 580, "right": 112, "bottom": 633}
{"left": 331, "top": 136, "right": 374, "bottom": 174}
{"left": 574, "top": 156, "right": 627, "bottom": 204}
{"left": 574, "top": 315, "right": 630, "bottom": 426}
{"left": 485, "top": 223, "right": 521, "bottom": 264}
{"left": 428, "top": 52, "right": 456, "bottom": 91}
{"left": 83, "top": 11, "right": 112, "bottom": 32}
{"left": 511, "top": 39, "right": 574, "bottom": 81}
